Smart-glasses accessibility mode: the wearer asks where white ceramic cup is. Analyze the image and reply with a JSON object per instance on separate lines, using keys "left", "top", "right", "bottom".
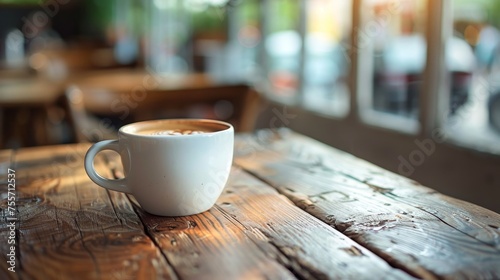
{"left": 84, "top": 119, "right": 234, "bottom": 216}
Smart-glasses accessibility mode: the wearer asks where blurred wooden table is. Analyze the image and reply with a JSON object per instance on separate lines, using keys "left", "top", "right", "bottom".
{"left": 0, "top": 78, "right": 66, "bottom": 148}
{"left": 69, "top": 69, "right": 258, "bottom": 134}
{"left": 0, "top": 69, "right": 252, "bottom": 147}
{"left": 70, "top": 68, "right": 214, "bottom": 93}
{"left": 1, "top": 129, "right": 499, "bottom": 279}
{"left": 72, "top": 69, "right": 245, "bottom": 113}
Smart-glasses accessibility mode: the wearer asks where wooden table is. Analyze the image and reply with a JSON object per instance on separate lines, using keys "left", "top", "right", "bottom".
{"left": 0, "top": 69, "right": 252, "bottom": 147}
{"left": 64, "top": 69, "right": 256, "bottom": 133}
{"left": 70, "top": 69, "right": 257, "bottom": 132}
{"left": 1, "top": 129, "right": 499, "bottom": 279}
{"left": 71, "top": 69, "right": 215, "bottom": 93}
{"left": 0, "top": 78, "right": 67, "bottom": 148}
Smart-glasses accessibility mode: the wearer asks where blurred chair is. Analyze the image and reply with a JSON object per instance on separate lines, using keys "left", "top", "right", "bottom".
{"left": 63, "top": 83, "right": 262, "bottom": 143}
{"left": 62, "top": 86, "right": 118, "bottom": 143}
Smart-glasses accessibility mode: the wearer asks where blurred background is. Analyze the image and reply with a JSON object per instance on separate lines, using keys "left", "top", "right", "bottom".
{"left": 0, "top": 0, "right": 499, "bottom": 212}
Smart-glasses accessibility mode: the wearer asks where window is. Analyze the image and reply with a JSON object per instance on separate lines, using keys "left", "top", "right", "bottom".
{"left": 262, "top": 0, "right": 301, "bottom": 103}
{"left": 112, "top": 0, "right": 142, "bottom": 65}
{"left": 302, "top": 0, "right": 351, "bottom": 117}
{"left": 358, "top": 0, "right": 427, "bottom": 133}
{"left": 146, "top": 0, "right": 192, "bottom": 74}
{"left": 443, "top": 0, "right": 500, "bottom": 154}
{"left": 227, "top": 0, "right": 261, "bottom": 83}
{"left": 183, "top": 0, "right": 260, "bottom": 83}
{"left": 140, "top": 0, "right": 500, "bottom": 155}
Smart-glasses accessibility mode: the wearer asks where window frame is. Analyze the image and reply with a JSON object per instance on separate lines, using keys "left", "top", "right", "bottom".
{"left": 256, "top": 0, "right": 497, "bottom": 155}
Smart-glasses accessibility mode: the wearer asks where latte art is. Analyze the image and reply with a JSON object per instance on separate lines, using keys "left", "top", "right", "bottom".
{"left": 126, "top": 120, "right": 226, "bottom": 137}
{"left": 149, "top": 129, "right": 206, "bottom": 136}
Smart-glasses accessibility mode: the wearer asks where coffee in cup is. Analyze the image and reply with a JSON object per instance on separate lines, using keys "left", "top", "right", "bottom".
{"left": 84, "top": 119, "right": 234, "bottom": 216}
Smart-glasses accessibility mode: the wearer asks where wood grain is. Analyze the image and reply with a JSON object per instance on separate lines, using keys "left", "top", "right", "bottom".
{"left": 127, "top": 166, "right": 412, "bottom": 280}
{"left": 234, "top": 129, "right": 500, "bottom": 279}
{"left": 0, "top": 144, "right": 175, "bottom": 279}
{"left": 0, "top": 149, "right": 16, "bottom": 280}
{"left": 1, "top": 143, "right": 412, "bottom": 280}
{"left": 2, "top": 128, "right": 499, "bottom": 279}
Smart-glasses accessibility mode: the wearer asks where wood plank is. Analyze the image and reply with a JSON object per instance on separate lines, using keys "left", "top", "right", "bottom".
{"left": 280, "top": 131, "right": 500, "bottom": 249}
{"left": 234, "top": 129, "right": 500, "bottom": 279}
{"left": 122, "top": 163, "right": 412, "bottom": 279}
{"left": 0, "top": 149, "right": 16, "bottom": 280}
{"left": 0, "top": 145, "right": 176, "bottom": 279}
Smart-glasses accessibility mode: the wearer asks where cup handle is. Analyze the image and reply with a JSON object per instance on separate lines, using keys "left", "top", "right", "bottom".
{"left": 84, "top": 140, "right": 132, "bottom": 194}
